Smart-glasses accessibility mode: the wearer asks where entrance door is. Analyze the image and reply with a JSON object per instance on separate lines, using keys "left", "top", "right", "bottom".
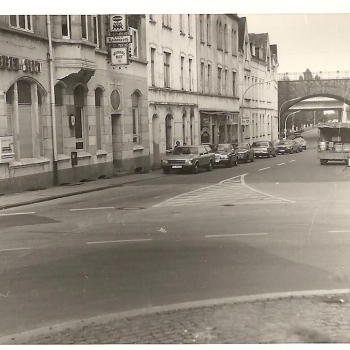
{"left": 152, "top": 114, "right": 160, "bottom": 167}
{"left": 111, "top": 113, "right": 122, "bottom": 170}
{"left": 165, "top": 114, "right": 173, "bottom": 150}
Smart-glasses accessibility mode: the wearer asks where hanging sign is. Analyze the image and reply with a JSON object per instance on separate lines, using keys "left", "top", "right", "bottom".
{"left": 106, "top": 35, "right": 131, "bottom": 44}
{"left": 241, "top": 112, "right": 251, "bottom": 125}
{"left": 109, "top": 15, "right": 128, "bottom": 33}
{"left": 110, "top": 47, "right": 129, "bottom": 65}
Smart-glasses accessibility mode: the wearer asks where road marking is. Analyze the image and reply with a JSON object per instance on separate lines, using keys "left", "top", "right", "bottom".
{"left": 259, "top": 167, "right": 270, "bottom": 171}
{"left": 0, "top": 247, "right": 31, "bottom": 252}
{"left": 290, "top": 160, "right": 296, "bottom": 162}
{"left": 86, "top": 239, "right": 153, "bottom": 245}
{"left": 69, "top": 207, "right": 115, "bottom": 212}
{"left": 206, "top": 233, "right": 268, "bottom": 238}
{"left": 328, "top": 230, "right": 350, "bottom": 233}
{"left": 277, "top": 163, "right": 285, "bottom": 166}
{"left": 0, "top": 212, "right": 35, "bottom": 217}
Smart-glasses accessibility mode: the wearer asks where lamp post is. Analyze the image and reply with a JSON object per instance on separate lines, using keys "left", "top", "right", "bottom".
{"left": 284, "top": 110, "right": 300, "bottom": 140}
{"left": 278, "top": 97, "right": 300, "bottom": 139}
{"left": 240, "top": 79, "right": 276, "bottom": 143}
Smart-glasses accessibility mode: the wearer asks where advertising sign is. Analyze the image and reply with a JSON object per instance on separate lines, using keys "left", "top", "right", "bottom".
{"left": 109, "top": 15, "right": 128, "bottom": 33}
{"left": 106, "top": 36, "right": 131, "bottom": 44}
{"left": 241, "top": 112, "right": 251, "bottom": 125}
{"left": 110, "top": 47, "right": 129, "bottom": 65}
{"left": 0, "top": 136, "right": 14, "bottom": 160}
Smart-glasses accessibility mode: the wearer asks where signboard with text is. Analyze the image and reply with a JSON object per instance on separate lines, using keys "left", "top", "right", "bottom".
{"left": 241, "top": 112, "right": 251, "bottom": 125}
{"left": 109, "top": 15, "right": 128, "bottom": 33}
{"left": 0, "top": 136, "right": 14, "bottom": 161}
{"left": 106, "top": 35, "right": 131, "bottom": 44}
{"left": 110, "top": 47, "right": 129, "bottom": 65}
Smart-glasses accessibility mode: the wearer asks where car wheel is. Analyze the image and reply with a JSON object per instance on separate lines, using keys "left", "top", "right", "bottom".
{"left": 163, "top": 167, "right": 170, "bottom": 174}
{"left": 226, "top": 158, "right": 233, "bottom": 168}
{"left": 207, "top": 160, "right": 213, "bottom": 171}
{"left": 192, "top": 162, "right": 199, "bottom": 174}
{"left": 320, "top": 159, "right": 327, "bottom": 165}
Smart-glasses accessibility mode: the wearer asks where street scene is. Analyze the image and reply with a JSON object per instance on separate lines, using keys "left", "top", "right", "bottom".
{"left": 1, "top": 7, "right": 350, "bottom": 345}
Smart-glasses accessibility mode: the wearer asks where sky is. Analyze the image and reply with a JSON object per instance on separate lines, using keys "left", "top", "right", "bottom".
{"left": 5, "top": 0, "right": 350, "bottom": 77}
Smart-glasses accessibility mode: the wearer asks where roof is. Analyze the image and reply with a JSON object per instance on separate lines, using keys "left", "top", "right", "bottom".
{"left": 238, "top": 17, "right": 247, "bottom": 51}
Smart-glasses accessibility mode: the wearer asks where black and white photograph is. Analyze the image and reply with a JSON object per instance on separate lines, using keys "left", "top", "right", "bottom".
{"left": 1, "top": 0, "right": 350, "bottom": 346}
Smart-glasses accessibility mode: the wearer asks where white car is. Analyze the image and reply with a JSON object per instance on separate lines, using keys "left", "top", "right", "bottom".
{"left": 293, "top": 137, "right": 307, "bottom": 150}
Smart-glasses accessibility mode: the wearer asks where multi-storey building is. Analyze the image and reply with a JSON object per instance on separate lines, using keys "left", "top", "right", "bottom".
{"left": 0, "top": 15, "right": 149, "bottom": 193}
{"left": 195, "top": 14, "right": 241, "bottom": 145}
{"left": 238, "top": 17, "right": 279, "bottom": 144}
{"left": 146, "top": 14, "right": 199, "bottom": 168}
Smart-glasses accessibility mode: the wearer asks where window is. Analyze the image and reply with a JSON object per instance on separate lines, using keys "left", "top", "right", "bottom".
{"left": 180, "top": 56, "right": 184, "bottom": 90}
{"left": 200, "top": 15, "right": 204, "bottom": 42}
{"left": 62, "top": 15, "right": 71, "bottom": 39}
{"left": 92, "top": 15, "right": 100, "bottom": 47}
{"left": 164, "top": 52, "right": 171, "bottom": 88}
{"left": 232, "top": 30, "right": 237, "bottom": 55}
{"left": 224, "top": 68, "right": 228, "bottom": 95}
{"left": 151, "top": 48, "right": 156, "bottom": 87}
{"left": 200, "top": 62, "right": 205, "bottom": 93}
{"left": 232, "top": 71, "right": 236, "bottom": 96}
{"left": 129, "top": 27, "right": 139, "bottom": 58}
{"left": 208, "top": 63, "right": 211, "bottom": 93}
{"left": 189, "top": 58, "right": 192, "bottom": 91}
{"left": 217, "top": 67, "right": 222, "bottom": 95}
{"left": 206, "top": 15, "right": 211, "bottom": 45}
{"left": 81, "top": 15, "right": 88, "bottom": 40}
{"left": 224, "top": 24, "right": 228, "bottom": 52}
{"left": 162, "top": 14, "right": 171, "bottom": 27}
{"left": 179, "top": 14, "right": 184, "bottom": 33}
{"left": 132, "top": 91, "right": 141, "bottom": 143}
{"left": 182, "top": 113, "right": 186, "bottom": 144}
{"left": 10, "top": 15, "right": 33, "bottom": 31}
{"left": 188, "top": 15, "right": 191, "bottom": 36}
{"left": 217, "top": 20, "right": 222, "bottom": 50}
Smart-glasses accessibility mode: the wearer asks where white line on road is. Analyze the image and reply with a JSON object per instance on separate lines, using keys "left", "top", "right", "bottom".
{"left": 328, "top": 230, "right": 350, "bottom": 233}
{"left": 290, "top": 160, "right": 296, "bottom": 162}
{"left": 86, "top": 239, "right": 153, "bottom": 245}
{"left": 0, "top": 247, "right": 31, "bottom": 252}
{"left": 205, "top": 233, "right": 268, "bottom": 238}
{"left": 69, "top": 207, "right": 115, "bottom": 212}
{"left": 258, "top": 167, "right": 270, "bottom": 171}
{"left": 0, "top": 212, "right": 35, "bottom": 217}
{"left": 277, "top": 163, "right": 285, "bottom": 166}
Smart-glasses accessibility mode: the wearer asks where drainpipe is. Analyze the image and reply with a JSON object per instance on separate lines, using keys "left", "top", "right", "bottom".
{"left": 46, "top": 15, "right": 58, "bottom": 186}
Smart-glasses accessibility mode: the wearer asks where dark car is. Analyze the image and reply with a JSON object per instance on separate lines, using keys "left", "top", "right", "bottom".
{"left": 251, "top": 141, "right": 276, "bottom": 158}
{"left": 161, "top": 145, "right": 215, "bottom": 174}
{"left": 214, "top": 143, "right": 238, "bottom": 168}
{"left": 276, "top": 140, "right": 299, "bottom": 154}
{"left": 232, "top": 142, "right": 254, "bottom": 162}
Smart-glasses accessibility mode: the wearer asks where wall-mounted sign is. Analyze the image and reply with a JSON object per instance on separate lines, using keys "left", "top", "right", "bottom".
{"left": 106, "top": 35, "right": 131, "bottom": 45}
{"left": 110, "top": 47, "right": 129, "bottom": 65}
{"left": 0, "top": 136, "right": 14, "bottom": 161}
{"left": 241, "top": 112, "right": 251, "bottom": 126}
{"left": 0, "top": 55, "right": 41, "bottom": 73}
{"left": 109, "top": 15, "right": 128, "bottom": 33}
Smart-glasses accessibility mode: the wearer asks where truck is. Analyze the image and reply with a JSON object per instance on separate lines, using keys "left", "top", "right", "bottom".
{"left": 317, "top": 122, "right": 350, "bottom": 165}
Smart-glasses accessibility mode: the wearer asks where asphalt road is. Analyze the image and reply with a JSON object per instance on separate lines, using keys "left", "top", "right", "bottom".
{"left": 1, "top": 128, "right": 350, "bottom": 337}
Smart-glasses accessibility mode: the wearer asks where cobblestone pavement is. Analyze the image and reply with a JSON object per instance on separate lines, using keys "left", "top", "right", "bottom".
{"left": 4, "top": 292, "right": 350, "bottom": 344}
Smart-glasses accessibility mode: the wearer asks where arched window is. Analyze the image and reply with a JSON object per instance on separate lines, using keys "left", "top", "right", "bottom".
{"left": 224, "top": 24, "right": 228, "bottom": 52}
{"left": 95, "top": 88, "right": 104, "bottom": 150}
{"left": 132, "top": 90, "right": 141, "bottom": 143}
{"left": 182, "top": 112, "right": 187, "bottom": 145}
{"left": 74, "top": 85, "right": 86, "bottom": 150}
{"left": 54, "top": 84, "right": 64, "bottom": 154}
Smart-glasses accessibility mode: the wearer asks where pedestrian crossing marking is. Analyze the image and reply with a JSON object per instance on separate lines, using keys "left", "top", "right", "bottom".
{"left": 153, "top": 175, "right": 294, "bottom": 208}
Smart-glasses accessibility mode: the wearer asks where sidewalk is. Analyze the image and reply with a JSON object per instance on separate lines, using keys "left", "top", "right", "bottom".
{"left": 1, "top": 290, "right": 350, "bottom": 344}
{"left": 0, "top": 171, "right": 165, "bottom": 211}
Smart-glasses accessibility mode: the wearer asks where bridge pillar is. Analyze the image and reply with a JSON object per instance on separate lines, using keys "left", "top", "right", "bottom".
{"left": 342, "top": 103, "right": 348, "bottom": 123}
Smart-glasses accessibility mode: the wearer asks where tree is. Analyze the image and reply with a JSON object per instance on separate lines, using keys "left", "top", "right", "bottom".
{"left": 303, "top": 68, "right": 313, "bottom": 80}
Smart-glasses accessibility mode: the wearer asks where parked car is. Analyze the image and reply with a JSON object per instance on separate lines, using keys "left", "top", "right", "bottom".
{"left": 232, "top": 142, "right": 254, "bottom": 162}
{"left": 276, "top": 140, "right": 299, "bottom": 154}
{"left": 293, "top": 136, "right": 307, "bottom": 150}
{"left": 251, "top": 141, "right": 276, "bottom": 158}
{"left": 213, "top": 143, "right": 238, "bottom": 168}
{"left": 161, "top": 145, "right": 215, "bottom": 174}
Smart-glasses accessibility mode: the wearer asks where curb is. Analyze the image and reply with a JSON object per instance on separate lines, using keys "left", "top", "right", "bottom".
{"left": 0, "top": 173, "right": 165, "bottom": 211}
{"left": 1, "top": 288, "right": 349, "bottom": 344}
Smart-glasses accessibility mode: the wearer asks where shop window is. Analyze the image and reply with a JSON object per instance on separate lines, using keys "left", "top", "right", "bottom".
{"left": 132, "top": 91, "right": 141, "bottom": 143}
{"left": 74, "top": 85, "right": 86, "bottom": 150}
{"left": 9, "top": 15, "right": 33, "bottom": 31}
{"left": 95, "top": 88, "right": 103, "bottom": 150}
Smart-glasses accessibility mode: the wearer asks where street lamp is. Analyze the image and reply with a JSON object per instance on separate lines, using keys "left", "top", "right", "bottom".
{"left": 240, "top": 79, "right": 276, "bottom": 143}
{"left": 278, "top": 97, "right": 300, "bottom": 139}
{"left": 284, "top": 110, "right": 300, "bottom": 140}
